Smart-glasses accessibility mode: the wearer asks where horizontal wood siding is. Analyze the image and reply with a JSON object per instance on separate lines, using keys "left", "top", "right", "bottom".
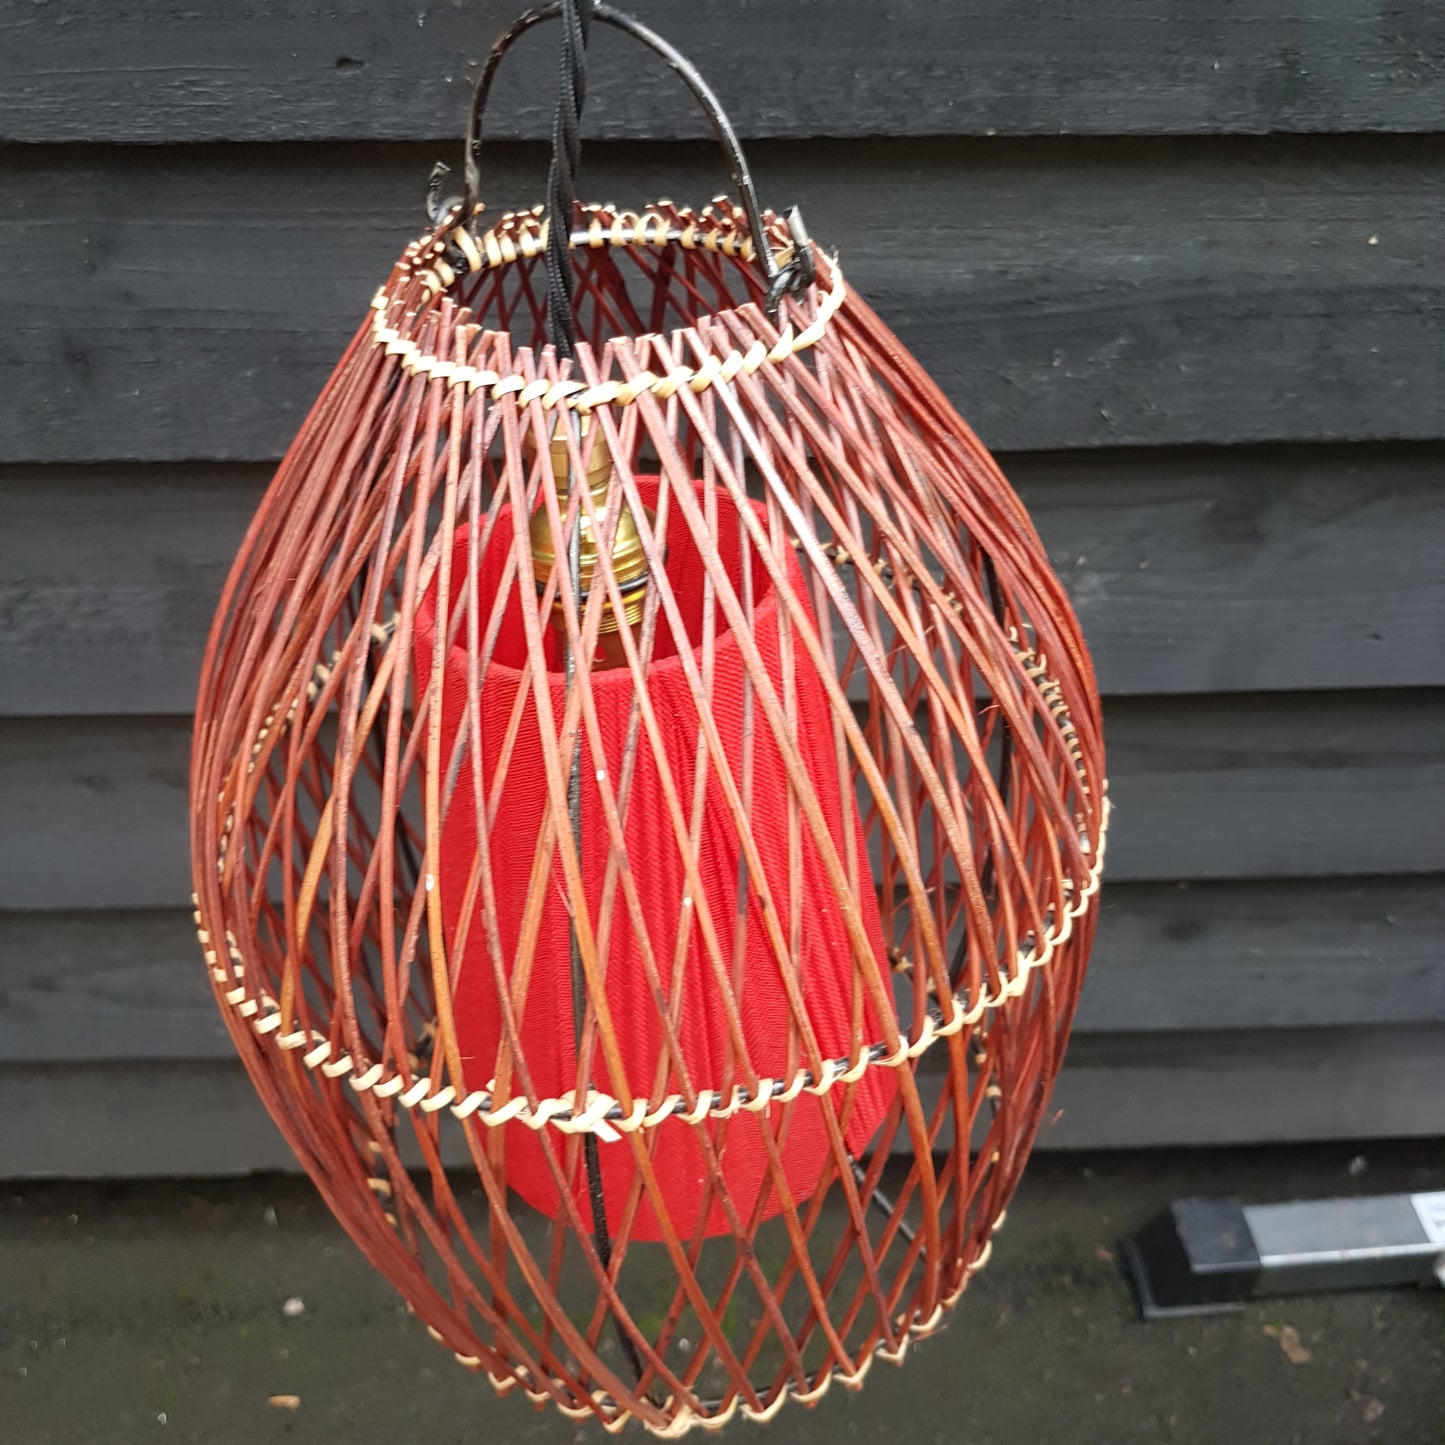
{"left": 5, "top": 879, "right": 1438, "bottom": 1065}
{"left": 5, "top": 1, "right": 1443, "bottom": 143}
{"left": 1075, "top": 877, "right": 1445, "bottom": 1032}
{"left": 2, "top": 137, "right": 1442, "bottom": 461}
{"left": 7, "top": 1024, "right": 1443, "bottom": 1178}
{"left": 7, "top": 445, "right": 1440, "bottom": 716}
{"left": 1, "top": 4, "right": 1441, "bottom": 1174}
{"left": 4, "top": 694, "right": 1441, "bottom": 911}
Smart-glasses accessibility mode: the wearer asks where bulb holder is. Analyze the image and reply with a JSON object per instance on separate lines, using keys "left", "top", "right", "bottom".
{"left": 526, "top": 418, "right": 652, "bottom": 633}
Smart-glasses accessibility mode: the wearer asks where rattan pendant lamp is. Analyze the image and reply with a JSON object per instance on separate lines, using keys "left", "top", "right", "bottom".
{"left": 190, "top": 1, "right": 1108, "bottom": 1433}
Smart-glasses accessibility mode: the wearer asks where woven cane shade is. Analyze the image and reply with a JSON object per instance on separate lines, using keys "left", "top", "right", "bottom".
{"left": 190, "top": 16, "right": 1106, "bottom": 1433}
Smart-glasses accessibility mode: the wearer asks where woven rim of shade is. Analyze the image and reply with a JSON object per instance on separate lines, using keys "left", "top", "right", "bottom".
{"left": 463, "top": 1249, "right": 999, "bottom": 1435}
{"left": 369, "top": 200, "right": 845, "bottom": 411}
{"left": 200, "top": 612, "right": 1109, "bottom": 1141}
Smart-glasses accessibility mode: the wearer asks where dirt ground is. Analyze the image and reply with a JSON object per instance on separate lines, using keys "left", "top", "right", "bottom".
{"left": 3, "top": 1143, "right": 1442, "bottom": 1445}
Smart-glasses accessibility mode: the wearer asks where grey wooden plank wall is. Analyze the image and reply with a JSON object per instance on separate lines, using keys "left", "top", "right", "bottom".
{"left": 1, "top": 0, "right": 1442, "bottom": 1177}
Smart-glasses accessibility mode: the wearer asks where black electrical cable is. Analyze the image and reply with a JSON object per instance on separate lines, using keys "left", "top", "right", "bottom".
{"left": 541, "top": 0, "right": 649, "bottom": 1390}
{"left": 544, "top": 0, "right": 592, "bottom": 359}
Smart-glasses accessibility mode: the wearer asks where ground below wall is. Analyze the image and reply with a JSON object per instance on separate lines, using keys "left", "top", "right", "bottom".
{"left": 2, "top": 1142, "right": 1442, "bottom": 1445}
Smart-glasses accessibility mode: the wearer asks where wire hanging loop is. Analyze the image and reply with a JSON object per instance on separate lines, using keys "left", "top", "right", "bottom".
{"left": 452, "top": 1, "right": 816, "bottom": 321}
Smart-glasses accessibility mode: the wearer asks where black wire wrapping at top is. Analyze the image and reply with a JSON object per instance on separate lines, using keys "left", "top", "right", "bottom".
{"left": 544, "top": 0, "right": 593, "bottom": 359}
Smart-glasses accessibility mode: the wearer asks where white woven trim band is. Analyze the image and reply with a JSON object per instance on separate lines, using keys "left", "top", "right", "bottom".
{"left": 199, "top": 798, "right": 1105, "bottom": 1141}
{"left": 368, "top": 264, "right": 846, "bottom": 413}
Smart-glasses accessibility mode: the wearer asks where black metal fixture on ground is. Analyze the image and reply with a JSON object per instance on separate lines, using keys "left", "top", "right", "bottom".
{"left": 1125, "top": 1189, "right": 1445, "bottom": 1319}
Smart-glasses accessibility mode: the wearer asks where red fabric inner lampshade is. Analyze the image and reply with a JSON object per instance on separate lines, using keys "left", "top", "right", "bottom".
{"left": 414, "top": 477, "right": 896, "bottom": 1240}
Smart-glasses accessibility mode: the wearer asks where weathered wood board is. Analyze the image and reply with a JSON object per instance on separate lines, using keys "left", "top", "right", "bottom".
{"left": 5, "top": 1024, "right": 1440, "bottom": 1177}
{"left": 2, "top": 692, "right": 1440, "bottom": 911}
{"left": 2, "top": 138, "right": 1440, "bottom": 461}
{"left": 3, "top": 877, "right": 1437, "bottom": 1065}
{"left": 5, "top": 445, "right": 1440, "bottom": 716}
{"left": 5, "top": 1, "right": 1442, "bottom": 144}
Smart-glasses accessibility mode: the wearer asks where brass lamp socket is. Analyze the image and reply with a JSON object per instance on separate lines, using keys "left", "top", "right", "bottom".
{"left": 526, "top": 419, "right": 652, "bottom": 634}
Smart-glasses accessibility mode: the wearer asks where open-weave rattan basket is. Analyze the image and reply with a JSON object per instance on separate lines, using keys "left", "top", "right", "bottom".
{"left": 190, "top": 6, "right": 1107, "bottom": 1434}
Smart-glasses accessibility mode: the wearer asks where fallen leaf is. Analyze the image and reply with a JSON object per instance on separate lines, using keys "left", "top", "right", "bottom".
{"left": 1264, "top": 1324, "right": 1312, "bottom": 1365}
{"left": 268, "top": 1395, "right": 301, "bottom": 1411}
{"left": 1095, "top": 1246, "right": 1116, "bottom": 1265}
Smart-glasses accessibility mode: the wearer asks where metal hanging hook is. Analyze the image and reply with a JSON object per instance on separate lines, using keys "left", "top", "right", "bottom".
{"left": 447, "top": 2, "right": 813, "bottom": 317}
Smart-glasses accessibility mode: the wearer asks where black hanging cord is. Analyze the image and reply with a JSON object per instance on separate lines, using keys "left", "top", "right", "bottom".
{"left": 549, "top": 0, "right": 605, "bottom": 1238}
{"left": 542, "top": 0, "right": 648, "bottom": 1390}
{"left": 544, "top": 0, "right": 593, "bottom": 358}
